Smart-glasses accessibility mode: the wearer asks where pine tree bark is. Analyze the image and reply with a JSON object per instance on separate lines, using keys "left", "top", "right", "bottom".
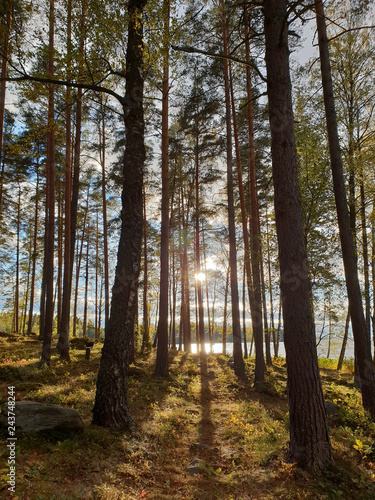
{"left": 39, "top": 235, "right": 47, "bottom": 340}
{"left": 56, "top": 190, "right": 63, "bottom": 327}
{"left": 72, "top": 194, "right": 89, "bottom": 338}
{"left": 266, "top": 207, "right": 276, "bottom": 356}
{"left": 57, "top": 0, "right": 73, "bottom": 359}
{"left": 14, "top": 184, "right": 21, "bottom": 333}
{"left": 182, "top": 196, "right": 191, "bottom": 352}
{"left": 202, "top": 226, "right": 212, "bottom": 351}
{"left": 95, "top": 212, "right": 99, "bottom": 340}
{"left": 154, "top": 0, "right": 170, "bottom": 377}
{"left": 82, "top": 232, "right": 90, "bottom": 338}
{"left": 41, "top": 0, "right": 55, "bottom": 365}
{"left": 27, "top": 164, "right": 40, "bottom": 336}
{"left": 360, "top": 178, "right": 371, "bottom": 342}
{"left": 195, "top": 138, "right": 205, "bottom": 352}
{"left": 222, "top": 0, "right": 245, "bottom": 378}
{"left": 244, "top": 13, "right": 267, "bottom": 377}
{"left": 222, "top": 264, "right": 229, "bottom": 356}
{"left": 372, "top": 198, "right": 375, "bottom": 361}
{"left": 315, "top": 0, "right": 375, "bottom": 418}
{"left": 69, "top": 2, "right": 85, "bottom": 338}
{"left": 21, "top": 253, "right": 31, "bottom": 334}
{"left": 92, "top": 0, "right": 147, "bottom": 429}
{"left": 242, "top": 265, "right": 248, "bottom": 358}
{"left": 264, "top": 0, "right": 332, "bottom": 469}
{"left": 229, "top": 63, "right": 256, "bottom": 368}
{"left": 99, "top": 93, "right": 110, "bottom": 337}
{"left": 337, "top": 307, "right": 350, "bottom": 371}
{"left": 171, "top": 239, "right": 177, "bottom": 350}
{"left": 0, "top": 0, "right": 11, "bottom": 220}
{"left": 142, "top": 181, "right": 150, "bottom": 352}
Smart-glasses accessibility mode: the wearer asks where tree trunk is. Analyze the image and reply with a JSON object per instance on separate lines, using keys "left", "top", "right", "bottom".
{"left": 327, "top": 292, "right": 332, "bottom": 359}
{"left": 222, "top": 0, "right": 245, "bottom": 378}
{"left": 182, "top": 201, "right": 191, "bottom": 352}
{"left": 171, "top": 240, "right": 177, "bottom": 349}
{"left": 99, "top": 93, "right": 110, "bottom": 337}
{"left": 154, "top": 0, "right": 170, "bottom": 377}
{"left": 264, "top": 0, "right": 332, "bottom": 469}
{"left": 275, "top": 296, "right": 282, "bottom": 358}
{"left": 242, "top": 265, "right": 248, "bottom": 358}
{"left": 193, "top": 130, "right": 205, "bottom": 352}
{"left": 98, "top": 278, "right": 103, "bottom": 338}
{"left": 27, "top": 164, "right": 40, "bottom": 336}
{"left": 92, "top": 0, "right": 147, "bottom": 430}
{"left": 41, "top": 0, "right": 55, "bottom": 366}
{"left": 56, "top": 189, "right": 63, "bottom": 329}
{"left": 0, "top": 0, "right": 11, "bottom": 219}
{"left": 95, "top": 212, "right": 99, "bottom": 340}
{"left": 266, "top": 206, "right": 276, "bottom": 356}
{"left": 315, "top": 0, "right": 375, "bottom": 418}
{"left": 14, "top": 184, "right": 21, "bottom": 333}
{"left": 229, "top": 63, "right": 252, "bottom": 365}
{"left": 39, "top": 233, "right": 47, "bottom": 341}
{"left": 202, "top": 225, "right": 212, "bottom": 352}
{"left": 73, "top": 195, "right": 89, "bottom": 338}
{"left": 21, "top": 249, "right": 31, "bottom": 335}
{"left": 69, "top": 2, "right": 85, "bottom": 336}
{"left": 244, "top": 12, "right": 267, "bottom": 377}
{"left": 260, "top": 244, "right": 272, "bottom": 365}
{"left": 360, "top": 178, "right": 371, "bottom": 344}
{"left": 222, "top": 265, "right": 229, "bottom": 356}
{"left": 142, "top": 181, "right": 150, "bottom": 352}
{"left": 337, "top": 307, "right": 350, "bottom": 371}
{"left": 82, "top": 232, "right": 90, "bottom": 338}
{"left": 57, "top": 0, "right": 73, "bottom": 359}
{"left": 178, "top": 187, "right": 184, "bottom": 351}
{"left": 372, "top": 198, "right": 375, "bottom": 362}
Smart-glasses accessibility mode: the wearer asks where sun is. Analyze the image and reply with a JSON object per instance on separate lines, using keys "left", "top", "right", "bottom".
{"left": 195, "top": 272, "right": 206, "bottom": 282}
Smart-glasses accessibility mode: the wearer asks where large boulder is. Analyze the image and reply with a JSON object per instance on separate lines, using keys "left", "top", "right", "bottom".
{"left": 0, "top": 401, "right": 84, "bottom": 433}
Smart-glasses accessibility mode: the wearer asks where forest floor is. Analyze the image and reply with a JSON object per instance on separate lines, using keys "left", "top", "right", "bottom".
{"left": 1, "top": 333, "right": 375, "bottom": 499}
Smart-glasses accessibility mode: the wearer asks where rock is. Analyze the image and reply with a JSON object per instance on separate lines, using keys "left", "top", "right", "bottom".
{"left": 0, "top": 401, "right": 84, "bottom": 433}
{"left": 254, "top": 380, "right": 276, "bottom": 395}
{"left": 324, "top": 400, "right": 340, "bottom": 417}
{"left": 186, "top": 409, "right": 200, "bottom": 416}
{"left": 186, "top": 458, "right": 206, "bottom": 475}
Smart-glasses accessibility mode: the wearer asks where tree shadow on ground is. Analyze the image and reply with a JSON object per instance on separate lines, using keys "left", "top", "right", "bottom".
{"left": 198, "top": 352, "right": 215, "bottom": 450}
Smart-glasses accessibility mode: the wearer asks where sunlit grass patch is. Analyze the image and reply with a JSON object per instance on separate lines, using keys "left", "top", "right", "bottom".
{"left": 319, "top": 356, "right": 354, "bottom": 373}
{"left": 152, "top": 407, "right": 189, "bottom": 447}
{"left": 223, "top": 400, "right": 288, "bottom": 466}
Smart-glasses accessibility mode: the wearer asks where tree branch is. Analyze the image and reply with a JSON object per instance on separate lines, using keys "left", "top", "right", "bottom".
{"left": 171, "top": 44, "right": 267, "bottom": 82}
{"left": 328, "top": 25, "right": 375, "bottom": 42}
{"left": 1, "top": 71, "right": 124, "bottom": 104}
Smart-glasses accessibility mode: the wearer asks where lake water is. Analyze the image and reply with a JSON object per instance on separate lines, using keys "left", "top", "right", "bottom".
{"left": 188, "top": 339, "right": 355, "bottom": 360}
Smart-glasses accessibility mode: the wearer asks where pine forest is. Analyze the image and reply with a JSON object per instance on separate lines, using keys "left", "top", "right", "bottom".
{"left": 1, "top": 0, "right": 375, "bottom": 498}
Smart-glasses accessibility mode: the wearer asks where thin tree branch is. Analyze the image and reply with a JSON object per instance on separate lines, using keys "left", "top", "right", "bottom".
{"left": 328, "top": 25, "right": 375, "bottom": 42}
{"left": 171, "top": 44, "right": 267, "bottom": 82}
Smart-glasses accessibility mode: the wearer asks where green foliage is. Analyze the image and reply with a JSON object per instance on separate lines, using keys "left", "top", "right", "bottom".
{"left": 337, "top": 394, "right": 375, "bottom": 433}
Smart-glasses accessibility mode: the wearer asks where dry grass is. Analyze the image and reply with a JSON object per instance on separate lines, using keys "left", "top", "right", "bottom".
{"left": 1, "top": 332, "right": 375, "bottom": 499}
